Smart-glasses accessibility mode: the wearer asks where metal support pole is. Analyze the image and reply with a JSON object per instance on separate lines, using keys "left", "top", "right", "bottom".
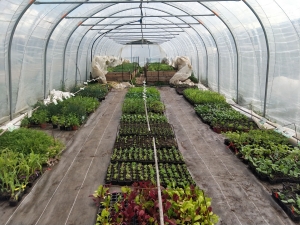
{"left": 43, "top": 3, "right": 84, "bottom": 98}
{"left": 8, "top": 1, "right": 35, "bottom": 120}
{"left": 243, "top": 0, "right": 270, "bottom": 117}
{"left": 75, "top": 29, "right": 90, "bottom": 85}
{"left": 35, "top": 0, "right": 242, "bottom": 4}
{"left": 200, "top": 23, "right": 220, "bottom": 93}
{"left": 200, "top": 3, "right": 239, "bottom": 102}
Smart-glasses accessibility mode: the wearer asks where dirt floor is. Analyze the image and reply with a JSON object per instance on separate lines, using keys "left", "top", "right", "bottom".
{"left": 0, "top": 87, "right": 298, "bottom": 225}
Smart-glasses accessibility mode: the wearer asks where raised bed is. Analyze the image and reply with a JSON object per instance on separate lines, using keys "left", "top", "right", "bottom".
{"left": 145, "top": 70, "right": 177, "bottom": 84}
{"left": 106, "top": 70, "right": 137, "bottom": 82}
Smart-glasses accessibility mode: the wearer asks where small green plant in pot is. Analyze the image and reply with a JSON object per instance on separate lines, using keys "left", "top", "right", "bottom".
{"left": 51, "top": 115, "right": 59, "bottom": 129}
{"left": 58, "top": 115, "right": 66, "bottom": 130}
{"left": 31, "top": 110, "right": 49, "bottom": 129}
{"left": 20, "top": 116, "right": 30, "bottom": 128}
{"left": 67, "top": 114, "right": 80, "bottom": 130}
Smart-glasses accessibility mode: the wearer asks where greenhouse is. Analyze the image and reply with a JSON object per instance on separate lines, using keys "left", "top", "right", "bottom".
{"left": 1, "top": 0, "right": 300, "bottom": 224}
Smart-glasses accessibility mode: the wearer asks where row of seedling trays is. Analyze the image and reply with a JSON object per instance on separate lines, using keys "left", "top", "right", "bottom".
{"left": 90, "top": 86, "right": 219, "bottom": 224}
{"left": 181, "top": 87, "right": 300, "bottom": 222}
{"left": 106, "top": 86, "right": 194, "bottom": 187}
{"left": 105, "top": 162, "right": 194, "bottom": 188}
{"left": 111, "top": 146, "right": 185, "bottom": 164}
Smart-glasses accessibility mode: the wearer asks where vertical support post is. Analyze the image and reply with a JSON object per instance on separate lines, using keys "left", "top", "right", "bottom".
{"left": 44, "top": 4, "right": 84, "bottom": 98}
{"left": 199, "top": 4, "right": 239, "bottom": 102}
{"left": 200, "top": 22, "right": 220, "bottom": 93}
{"left": 243, "top": 0, "right": 270, "bottom": 117}
{"left": 7, "top": 1, "right": 35, "bottom": 120}
{"left": 75, "top": 30, "right": 90, "bottom": 86}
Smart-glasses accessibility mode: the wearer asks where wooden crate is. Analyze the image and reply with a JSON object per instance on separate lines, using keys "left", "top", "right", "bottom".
{"left": 145, "top": 71, "right": 177, "bottom": 83}
{"left": 106, "top": 70, "right": 137, "bottom": 82}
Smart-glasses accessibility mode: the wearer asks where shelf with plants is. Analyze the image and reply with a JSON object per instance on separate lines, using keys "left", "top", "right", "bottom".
{"left": 90, "top": 182, "right": 219, "bottom": 225}
{"left": 224, "top": 129, "right": 300, "bottom": 183}
{"left": 0, "top": 128, "right": 64, "bottom": 206}
{"left": 272, "top": 183, "right": 300, "bottom": 222}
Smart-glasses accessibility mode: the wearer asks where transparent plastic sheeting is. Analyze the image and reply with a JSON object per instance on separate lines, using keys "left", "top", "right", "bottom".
{"left": 0, "top": 0, "right": 300, "bottom": 132}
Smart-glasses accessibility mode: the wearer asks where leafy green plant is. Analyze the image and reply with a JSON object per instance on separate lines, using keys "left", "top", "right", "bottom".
{"left": 183, "top": 88, "right": 226, "bottom": 105}
{"left": 148, "top": 100, "right": 165, "bottom": 113}
{"left": 189, "top": 72, "right": 199, "bottom": 83}
{"left": 51, "top": 115, "right": 59, "bottom": 125}
{"left": 91, "top": 182, "right": 219, "bottom": 225}
{"left": 30, "top": 109, "right": 49, "bottom": 125}
{"left": 147, "top": 62, "right": 175, "bottom": 71}
{"left": 107, "top": 62, "right": 140, "bottom": 73}
{"left": 0, "top": 128, "right": 64, "bottom": 159}
{"left": 66, "top": 114, "right": 80, "bottom": 127}
{"left": 20, "top": 116, "right": 30, "bottom": 128}
{"left": 72, "top": 83, "right": 109, "bottom": 100}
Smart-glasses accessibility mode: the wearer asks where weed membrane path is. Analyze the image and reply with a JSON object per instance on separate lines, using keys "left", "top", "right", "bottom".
{"left": 159, "top": 87, "right": 296, "bottom": 225}
{"left": 0, "top": 90, "right": 125, "bottom": 225}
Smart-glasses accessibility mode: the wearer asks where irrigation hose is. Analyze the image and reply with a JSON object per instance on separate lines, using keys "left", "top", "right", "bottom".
{"left": 142, "top": 81, "right": 164, "bottom": 224}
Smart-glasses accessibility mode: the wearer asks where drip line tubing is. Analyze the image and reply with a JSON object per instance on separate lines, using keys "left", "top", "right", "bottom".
{"left": 142, "top": 81, "right": 164, "bottom": 225}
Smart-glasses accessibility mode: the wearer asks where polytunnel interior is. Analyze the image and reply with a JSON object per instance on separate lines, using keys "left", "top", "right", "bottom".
{"left": 0, "top": 0, "right": 299, "bottom": 132}
{"left": 1, "top": 1, "right": 300, "bottom": 225}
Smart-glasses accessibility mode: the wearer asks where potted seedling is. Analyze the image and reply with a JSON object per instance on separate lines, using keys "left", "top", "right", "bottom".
{"left": 20, "top": 116, "right": 30, "bottom": 128}
{"left": 58, "top": 115, "right": 66, "bottom": 130}
{"left": 51, "top": 115, "right": 59, "bottom": 129}
{"left": 9, "top": 182, "right": 27, "bottom": 207}
{"left": 68, "top": 114, "right": 80, "bottom": 130}
{"left": 31, "top": 109, "right": 49, "bottom": 128}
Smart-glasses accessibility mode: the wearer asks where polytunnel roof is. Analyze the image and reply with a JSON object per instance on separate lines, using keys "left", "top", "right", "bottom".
{"left": 1, "top": 0, "right": 300, "bottom": 133}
